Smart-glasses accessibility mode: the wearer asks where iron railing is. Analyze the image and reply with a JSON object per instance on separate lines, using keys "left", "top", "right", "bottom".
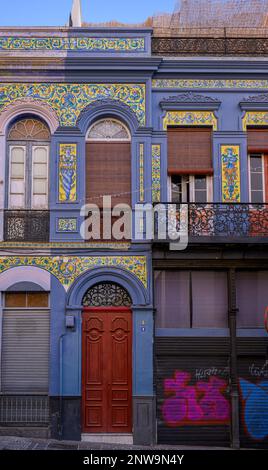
{"left": 152, "top": 37, "right": 268, "bottom": 56}
{"left": 154, "top": 203, "right": 268, "bottom": 242}
{"left": 0, "top": 395, "right": 49, "bottom": 426}
{"left": 3, "top": 210, "right": 50, "bottom": 242}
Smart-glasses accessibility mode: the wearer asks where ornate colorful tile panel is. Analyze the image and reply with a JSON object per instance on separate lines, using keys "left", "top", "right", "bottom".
{"left": 59, "top": 144, "right": 77, "bottom": 202}
{"left": 152, "top": 145, "right": 161, "bottom": 203}
{"left": 242, "top": 111, "right": 268, "bottom": 131}
{"left": 57, "top": 218, "right": 78, "bottom": 232}
{"left": 221, "top": 145, "right": 241, "bottom": 202}
{"left": 0, "top": 37, "right": 145, "bottom": 52}
{"left": 0, "top": 256, "right": 147, "bottom": 291}
{"left": 0, "top": 83, "right": 146, "bottom": 127}
{"left": 163, "top": 111, "right": 218, "bottom": 130}
{"left": 153, "top": 79, "right": 268, "bottom": 90}
{"left": 139, "top": 143, "right": 145, "bottom": 202}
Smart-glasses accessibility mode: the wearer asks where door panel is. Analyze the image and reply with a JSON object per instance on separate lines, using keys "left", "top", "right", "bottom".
{"left": 82, "top": 308, "right": 132, "bottom": 433}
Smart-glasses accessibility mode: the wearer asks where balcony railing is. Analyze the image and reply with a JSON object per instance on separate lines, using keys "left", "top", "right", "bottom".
{"left": 152, "top": 37, "right": 268, "bottom": 56}
{"left": 3, "top": 210, "right": 50, "bottom": 242}
{"left": 154, "top": 203, "right": 268, "bottom": 243}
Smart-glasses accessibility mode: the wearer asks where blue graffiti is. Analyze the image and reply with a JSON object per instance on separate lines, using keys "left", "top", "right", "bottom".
{"left": 240, "top": 378, "right": 268, "bottom": 440}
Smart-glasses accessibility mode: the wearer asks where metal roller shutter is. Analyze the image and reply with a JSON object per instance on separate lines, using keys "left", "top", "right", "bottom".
{"left": 237, "top": 338, "right": 268, "bottom": 449}
{"left": 1, "top": 309, "right": 50, "bottom": 393}
{"left": 155, "top": 338, "right": 231, "bottom": 447}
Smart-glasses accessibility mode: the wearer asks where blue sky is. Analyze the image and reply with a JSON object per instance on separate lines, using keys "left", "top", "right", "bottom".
{"left": 0, "top": 0, "right": 176, "bottom": 26}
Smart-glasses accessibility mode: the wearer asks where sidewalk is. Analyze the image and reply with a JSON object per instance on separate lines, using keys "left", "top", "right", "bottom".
{"left": 0, "top": 435, "right": 232, "bottom": 451}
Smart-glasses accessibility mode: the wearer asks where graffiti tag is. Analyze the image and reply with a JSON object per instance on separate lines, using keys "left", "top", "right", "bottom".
{"left": 162, "top": 371, "right": 230, "bottom": 427}
{"left": 195, "top": 367, "right": 229, "bottom": 381}
{"left": 239, "top": 378, "right": 268, "bottom": 440}
{"left": 249, "top": 362, "right": 268, "bottom": 378}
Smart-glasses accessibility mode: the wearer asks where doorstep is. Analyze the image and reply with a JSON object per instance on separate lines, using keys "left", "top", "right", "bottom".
{"left": 81, "top": 433, "right": 133, "bottom": 445}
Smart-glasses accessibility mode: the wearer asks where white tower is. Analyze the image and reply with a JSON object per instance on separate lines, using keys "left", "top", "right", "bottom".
{"left": 69, "top": 0, "right": 82, "bottom": 27}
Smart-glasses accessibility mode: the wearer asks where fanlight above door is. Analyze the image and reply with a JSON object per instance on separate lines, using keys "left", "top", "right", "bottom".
{"left": 87, "top": 119, "right": 131, "bottom": 142}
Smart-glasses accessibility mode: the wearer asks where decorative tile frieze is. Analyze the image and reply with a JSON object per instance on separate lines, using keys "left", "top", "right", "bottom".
{"left": 163, "top": 111, "right": 218, "bottom": 130}
{"left": 0, "top": 256, "right": 147, "bottom": 290}
{"left": 139, "top": 143, "right": 145, "bottom": 202}
{"left": 152, "top": 145, "right": 161, "bottom": 203}
{"left": 153, "top": 79, "right": 268, "bottom": 90}
{"left": 0, "top": 83, "right": 146, "bottom": 127}
{"left": 221, "top": 145, "right": 241, "bottom": 202}
{"left": 59, "top": 144, "right": 77, "bottom": 202}
{"left": 0, "top": 37, "right": 145, "bottom": 52}
{"left": 242, "top": 111, "right": 268, "bottom": 131}
{"left": 0, "top": 241, "right": 130, "bottom": 249}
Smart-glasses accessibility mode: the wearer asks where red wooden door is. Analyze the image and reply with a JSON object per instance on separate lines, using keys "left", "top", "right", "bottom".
{"left": 82, "top": 307, "right": 132, "bottom": 433}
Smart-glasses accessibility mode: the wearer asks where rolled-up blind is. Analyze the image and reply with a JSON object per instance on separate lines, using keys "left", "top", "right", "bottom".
{"left": 86, "top": 142, "right": 131, "bottom": 207}
{"left": 167, "top": 127, "right": 213, "bottom": 174}
{"left": 247, "top": 128, "right": 268, "bottom": 153}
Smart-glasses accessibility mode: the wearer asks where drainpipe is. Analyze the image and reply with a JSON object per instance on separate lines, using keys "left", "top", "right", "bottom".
{"left": 228, "top": 269, "right": 240, "bottom": 449}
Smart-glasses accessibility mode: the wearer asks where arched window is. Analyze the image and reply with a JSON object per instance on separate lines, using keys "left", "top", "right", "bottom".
{"left": 86, "top": 118, "right": 131, "bottom": 142}
{"left": 82, "top": 282, "right": 132, "bottom": 307}
{"left": 8, "top": 118, "right": 50, "bottom": 209}
{"left": 85, "top": 118, "right": 131, "bottom": 209}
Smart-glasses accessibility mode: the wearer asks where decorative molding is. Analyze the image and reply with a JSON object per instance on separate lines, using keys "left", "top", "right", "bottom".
{"left": 57, "top": 218, "right": 78, "bottom": 232}
{"left": 58, "top": 144, "right": 77, "bottom": 203}
{"left": 152, "top": 145, "right": 161, "bottom": 203}
{"left": 242, "top": 111, "right": 268, "bottom": 131}
{"left": 0, "top": 256, "right": 147, "bottom": 291}
{"left": 77, "top": 98, "right": 140, "bottom": 133}
{"left": 0, "top": 83, "right": 146, "bottom": 127}
{"left": 139, "top": 143, "right": 145, "bottom": 202}
{"left": 243, "top": 94, "right": 268, "bottom": 103}
{"left": 221, "top": 145, "right": 241, "bottom": 202}
{"left": 160, "top": 93, "right": 221, "bottom": 111}
{"left": 163, "top": 111, "right": 218, "bottom": 130}
{"left": 153, "top": 79, "right": 268, "bottom": 90}
{"left": 161, "top": 93, "right": 219, "bottom": 103}
{"left": 0, "top": 37, "right": 145, "bottom": 52}
{"left": 0, "top": 98, "right": 59, "bottom": 135}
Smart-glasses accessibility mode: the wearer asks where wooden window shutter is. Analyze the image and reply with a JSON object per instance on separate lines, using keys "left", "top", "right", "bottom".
{"left": 86, "top": 142, "right": 131, "bottom": 207}
{"left": 167, "top": 127, "right": 213, "bottom": 174}
{"left": 247, "top": 128, "right": 268, "bottom": 153}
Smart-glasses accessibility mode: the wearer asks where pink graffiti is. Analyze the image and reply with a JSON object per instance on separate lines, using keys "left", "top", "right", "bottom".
{"left": 162, "top": 371, "right": 230, "bottom": 426}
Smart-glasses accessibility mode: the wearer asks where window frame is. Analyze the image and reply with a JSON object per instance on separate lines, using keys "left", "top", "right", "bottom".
{"left": 7, "top": 140, "right": 50, "bottom": 210}
{"left": 168, "top": 175, "right": 213, "bottom": 203}
{"left": 248, "top": 153, "right": 265, "bottom": 204}
{"left": 4, "top": 291, "right": 50, "bottom": 310}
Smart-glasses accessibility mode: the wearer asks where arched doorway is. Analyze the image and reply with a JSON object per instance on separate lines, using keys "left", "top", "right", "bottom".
{"left": 81, "top": 282, "right": 132, "bottom": 434}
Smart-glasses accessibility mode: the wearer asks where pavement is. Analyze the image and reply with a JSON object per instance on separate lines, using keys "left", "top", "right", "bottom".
{"left": 0, "top": 435, "right": 233, "bottom": 451}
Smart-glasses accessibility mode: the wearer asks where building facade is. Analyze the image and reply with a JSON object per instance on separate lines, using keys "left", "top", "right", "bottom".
{"left": 0, "top": 26, "right": 267, "bottom": 448}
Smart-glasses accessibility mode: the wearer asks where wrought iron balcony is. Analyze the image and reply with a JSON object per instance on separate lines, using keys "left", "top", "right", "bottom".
{"left": 3, "top": 210, "right": 50, "bottom": 242}
{"left": 154, "top": 203, "right": 268, "bottom": 243}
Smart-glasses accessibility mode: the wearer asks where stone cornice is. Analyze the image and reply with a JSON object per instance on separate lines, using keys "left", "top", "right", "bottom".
{"left": 0, "top": 56, "right": 162, "bottom": 75}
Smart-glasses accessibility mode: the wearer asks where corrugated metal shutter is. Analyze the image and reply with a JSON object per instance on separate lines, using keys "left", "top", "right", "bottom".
{"left": 1, "top": 309, "right": 50, "bottom": 393}
{"left": 155, "top": 338, "right": 231, "bottom": 447}
{"left": 237, "top": 338, "right": 268, "bottom": 449}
